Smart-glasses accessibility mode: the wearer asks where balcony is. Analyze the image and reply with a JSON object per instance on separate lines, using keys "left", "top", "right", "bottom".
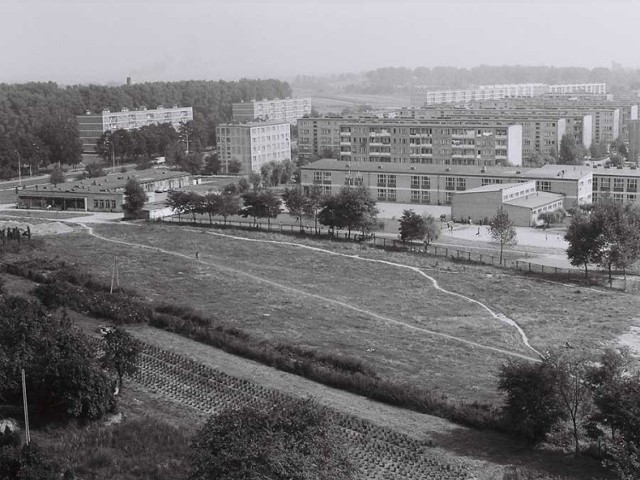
{"left": 340, "top": 131, "right": 351, "bottom": 136}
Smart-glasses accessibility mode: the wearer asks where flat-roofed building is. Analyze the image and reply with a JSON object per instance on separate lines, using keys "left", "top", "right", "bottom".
{"left": 300, "top": 159, "right": 590, "bottom": 208}
{"left": 76, "top": 106, "right": 193, "bottom": 152}
{"left": 411, "top": 83, "right": 547, "bottom": 107}
{"left": 338, "top": 119, "right": 523, "bottom": 166}
{"left": 232, "top": 98, "right": 312, "bottom": 124}
{"left": 628, "top": 119, "right": 640, "bottom": 164}
{"left": 216, "top": 121, "right": 291, "bottom": 174}
{"left": 592, "top": 166, "right": 640, "bottom": 204}
{"left": 297, "top": 116, "right": 344, "bottom": 162}
{"left": 547, "top": 83, "right": 607, "bottom": 95}
{"left": 452, "top": 180, "right": 565, "bottom": 226}
{"left": 16, "top": 169, "right": 194, "bottom": 213}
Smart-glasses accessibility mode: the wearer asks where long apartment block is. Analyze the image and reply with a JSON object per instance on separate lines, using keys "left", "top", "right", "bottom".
{"left": 411, "top": 83, "right": 607, "bottom": 107}
{"left": 232, "top": 98, "right": 312, "bottom": 124}
{"left": 76, "top": 105, "right": 193, "bottom": 152}
{"left": 337, "top": 120, "right": 523, "bottom": 167}
{"left": 216, "top": 121, "right": 291, "bottom": 175}
{"left": 301, "top": 159, "right": 593, "bottom": 208}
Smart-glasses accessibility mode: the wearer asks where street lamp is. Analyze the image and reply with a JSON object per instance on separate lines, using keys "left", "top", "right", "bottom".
{"left": 14, "top": 150, "right": 22, "bottom": 186}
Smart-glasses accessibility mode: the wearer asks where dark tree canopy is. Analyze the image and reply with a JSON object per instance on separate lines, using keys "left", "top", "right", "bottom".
{"left": 489, "top": 208, "right": 517, "bottom": 265}
{"left": 123, "top": 178, "right": 148, "bottom": 216}
{"left": 189, "top": 397, "right": 354, "bottom": 480}
{"left": 0, "top": 296, "right": 116, "bottom": 420}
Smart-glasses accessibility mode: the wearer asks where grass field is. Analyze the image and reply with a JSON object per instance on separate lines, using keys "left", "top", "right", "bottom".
{"left": 19, "top": 221, "right": 640, "bottom": 408}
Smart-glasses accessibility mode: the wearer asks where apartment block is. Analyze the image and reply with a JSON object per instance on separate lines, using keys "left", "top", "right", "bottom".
{"left": 300, "top": 159, "right": 591, "bottom": 209}
{"left": 76, "top": 106, "right": 193, "bottom": 152}
{"left": 628, "top": 120, "right": 640, "bottom": 163}
{"left": 411, "top": 84, "right": 547, "bottom": 107}
{"left": 232, "top": 98, "right": 312, "bottom": 124}
{"left": 547, "top": 83, "right": 607, "bottom": 94}
{"left": 216, "top": 121, "right": 291, "bottom": 174}
{"left": 337, "top": 120, "right": 523, "bottom": 167}
{"left": 297, "top": 116, "right": 344, "bottom": 161}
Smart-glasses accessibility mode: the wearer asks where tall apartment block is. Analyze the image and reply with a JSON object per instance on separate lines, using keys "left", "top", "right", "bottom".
{"left": 297, "top": 116, "right": 345, "bottom": 162}
{"left": 76, "top": 106, "right": 193, "bottom": 152}
{"left": 547, "top": 83, "right": 607, "bottom": 94}
{"left": 628, "top": 120, "right": 640, "bottom": 163}
{"left": 337, "top": 120, "right": 523, "bottom": 167}
{"left": 232, "top": 98, "right": 312, "bottom": 124}
{"left": 216, "top": 121, "right": 291, "bottom": 175}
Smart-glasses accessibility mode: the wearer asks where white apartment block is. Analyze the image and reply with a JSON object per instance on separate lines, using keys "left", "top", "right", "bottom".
{"left": 76, "top": 106, "right": 193, "bottom": 151}
{"left": 216, "top": 121, "right": 291, "bottom": 174}
{"left": 547, "top": 83, "right": 607, "bottom": 95}
{"left": 232, "top": 98, "right": 312, "bottom": 124}
{"left": 411, "top": 83, "right": 607, "bottom": 107}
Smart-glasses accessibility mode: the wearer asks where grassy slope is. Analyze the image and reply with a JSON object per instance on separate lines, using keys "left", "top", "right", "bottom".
{"left": 27, "top": 222, "right": 640, "bottom": 406}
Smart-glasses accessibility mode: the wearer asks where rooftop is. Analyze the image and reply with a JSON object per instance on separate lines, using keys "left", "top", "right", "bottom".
{"left": 521, "top": 164, "right": 592, "bottom": 180}
{"left": 454, "top": 182, "right": 533, "bottom": 194}
{"left": 504, "top": 191, "right": 565, "bottom": 209}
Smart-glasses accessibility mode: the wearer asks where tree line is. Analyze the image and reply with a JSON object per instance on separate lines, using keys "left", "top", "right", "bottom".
{"left": 565, "top": 198, "right": 640, "bottom": 286}
{"left": 164, "top": 183, "right": 382, "bottom": 238}
{"left": 0, "top": 79, "right": 290, "bottom": 179}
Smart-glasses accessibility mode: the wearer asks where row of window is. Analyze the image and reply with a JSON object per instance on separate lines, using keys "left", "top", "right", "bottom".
{"left": 593, "top": 177, "right": 638, "bottom": 192}
{"left": 93, "top": 199, "right": 117, "bottom": 210}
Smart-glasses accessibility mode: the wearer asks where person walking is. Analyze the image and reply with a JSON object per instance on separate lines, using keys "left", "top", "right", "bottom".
{"left": 195, "top": 250, "right": 199, "bottom": 259}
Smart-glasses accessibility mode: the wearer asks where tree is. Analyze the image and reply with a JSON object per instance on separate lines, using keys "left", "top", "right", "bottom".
{"left": 559, "top": 134, "right": 580, "bottom": 165}
{"left": 282, "top": 186, "right": 308, "bottom": 232}
{"left": 166, "top": 190, "right": 190, "bottom": 222}
{"left": 201, "top": 192, "right": 220, "bottom": 224}
{"left": 189, "top": 397, "right": 354, "bottom": 480}
{"left": 318, "top": 186, "right": 378, "bottom": 238}
{"left": 498, "top": 360, "right": 565, "bottom": 444}
{"left": 489, "top": 208, "right": 517, "bottom": 265}
{"left": 0, "top": 296, "right": 116, "bottom": 420}
{"left": 84, "top": 162, "right": 106, "bottom": 178}
{"left": 49, "top": 166, "right": 65, "bottom": 187}
{"left": 399, "top": 209, "right": 428, "bottom": 243}
{"left": 565, "top": 212, "right": 604, "bottom": 282}
{"left": 303, "top": 185, "right": 325, "bottom": 234}
{"left": 547, "top": 351, "right": 594, "bottom": 455}
{"left": 122, "top": 179, "right": 148, "bottom": 217}
{"left": 423, "top": 214, "right": 440, "bottom": 245}
{"left": 205, "top": 153, "right": 221, "bottom": 175}
{"left": 218, "top": 192, "right": 241, "bottom": 225}
{"left": 100, "top": 327, "right": 141, "bottom": 391}
{"left": 241, "top": 190, "right": 282, "bottom": 227}
{"left": 248, "top": 172, "right": 262, "bottom": 191}
{"left": 228, "top": 159, "right": 242, "bottom": 174}
{"left": 611, "top": 138, "right": 629, "bottom": 159}
{"left": 0, "top": 442, "right": 60, "bottom": 480}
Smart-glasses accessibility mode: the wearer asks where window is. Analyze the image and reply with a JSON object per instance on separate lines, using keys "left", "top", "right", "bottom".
{"left": 445, "top": 177, "right": 455, "bottom": 191}
{"left": 482, "top": 178, "right": 503, "bottom": 186}
{"left": 456, "top": 178, "right": 466, "bottom": 191}
{"left": 627, "top": 178, "right": 637, "bottom": 192}
{"left": 614, "top": 178, "right": 624, "bottom": 192}
{"left": 93, "top": 199, "right": 98, "bottom": 208}
{"left": 99, "top": 200, "right": 105, "bottom": 209}
{"left": 536, "top": 181, "right": 551, "bottom": 192}
{"left": 410, "top": 190, "right": 420, "bottom": 203}
{"left": 421, "top": 191, "right": 430, "bottom": 204}
{"left": 445, "top": 192, "right": 453, "bottom": 204}
{"left": 600, "top": 177, "right": 611, "bottom": 191}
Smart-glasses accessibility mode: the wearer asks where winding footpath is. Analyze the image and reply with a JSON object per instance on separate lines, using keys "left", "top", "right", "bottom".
{"left": 79, "top": 222, "right": 542, "bottom": 362}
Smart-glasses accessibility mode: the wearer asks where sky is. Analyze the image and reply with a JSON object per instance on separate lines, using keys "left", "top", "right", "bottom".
{"left": 1, "top": 0, "right": 639, "bottom": 85}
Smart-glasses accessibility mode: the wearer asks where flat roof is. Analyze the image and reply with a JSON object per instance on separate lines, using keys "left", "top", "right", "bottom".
{"left": 217, "top": 120, "right": 291, "bottom": 128}
{"left": 302, "top": 159, "right": 528, "bottom": 177}
{"left": 455, "top": 182, "right": 534, "bottom": 194}
{"left": 521, "top": 164, "right": 592, "bottom": 180}
{"left": 20, "top": 168, "right": 191, "bottom": 195}
{"left": 504, "top": 192, "right": 565, "bottom": 208}
{"left": 592, "top": 166, "right": 640, "bottom": 177}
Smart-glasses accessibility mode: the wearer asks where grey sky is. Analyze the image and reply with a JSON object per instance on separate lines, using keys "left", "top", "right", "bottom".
{"left": 1, "top": 0, "right": 638, "bottom": 85}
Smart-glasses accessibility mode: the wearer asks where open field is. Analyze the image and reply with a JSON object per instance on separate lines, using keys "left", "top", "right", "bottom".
{"left": 17, "top": 221, "right": 640, "bottom": 408}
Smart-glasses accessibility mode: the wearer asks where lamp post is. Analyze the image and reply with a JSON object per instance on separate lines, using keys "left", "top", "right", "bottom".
{"left": 14, "top": 150, "right": 22, "bottom": 186}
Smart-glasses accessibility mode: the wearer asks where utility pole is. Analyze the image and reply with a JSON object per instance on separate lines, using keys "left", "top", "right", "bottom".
{"left": 14, "top": 150, "right": 22, "bottom": 186}
{"left": 21, "top": 369, "right": 30, "bottom": 445}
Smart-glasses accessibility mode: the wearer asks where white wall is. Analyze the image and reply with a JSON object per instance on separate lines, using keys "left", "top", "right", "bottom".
{"left": 508, "top": 124, "right": 523, "bottom": 166}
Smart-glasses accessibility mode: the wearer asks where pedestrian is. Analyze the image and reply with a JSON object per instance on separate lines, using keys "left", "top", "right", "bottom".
{"left": 545, "top": 234, "right": 548, "bottom": 241}
{"left": 476, "top": 227, "right": 480, "bottom": 236}
{"left": 195, "top": 250, "right": 199, "bottom": 259}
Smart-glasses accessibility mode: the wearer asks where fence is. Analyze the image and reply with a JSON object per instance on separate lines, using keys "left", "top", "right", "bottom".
{"left": 158, "top": 215, "right": 635, "bottom": 289}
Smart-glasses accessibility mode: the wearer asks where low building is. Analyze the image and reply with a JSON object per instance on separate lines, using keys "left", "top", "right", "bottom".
{"left": 300, "top": 159, "right": 590, "bottom": 208}
{"left": 216, "top": 121, "right": 291, "bottom": 174}
{"left": 16, "top": 169, "right": 194, "bottom": 213}
{"left": 76, "top": 106, "right": 193, "bottom": 152}
{"left": 452, "top": 181, "right": 564, "bottom": 226}
{"left": 592, "top": 166, "right": 640, "bottom": 204}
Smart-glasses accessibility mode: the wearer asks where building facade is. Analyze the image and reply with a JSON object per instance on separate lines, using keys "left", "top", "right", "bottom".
{"left": 232, "top": 98, "right": 312, "bottom": 124}
{"left": 297, "top": 116, "right": 344, "bottom": 161}
{"left": 216, "top": 121, "right": 291, "bottom": 174}
{"left": 17, "top": 169, "right": 193, "bottom": 212}
{"left": 592, "top": 167, "right": 640, "bottom": 204}
{"left": 337, "top": 120, "right": 523, "bottom": 167}
{"left": 76, "top": 106, "right": 193, "bottom": 152}
{"left": 300, "top": 159, "right": 591, "bottom": 209}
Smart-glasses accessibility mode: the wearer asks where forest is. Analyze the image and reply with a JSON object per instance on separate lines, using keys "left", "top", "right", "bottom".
{"left": 0, "top": 79, "right": 291, "bottom": 179}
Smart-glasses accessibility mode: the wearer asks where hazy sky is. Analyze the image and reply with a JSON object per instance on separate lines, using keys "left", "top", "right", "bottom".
{"left": 1, "top": 0, "right": 638, "bottom": 85}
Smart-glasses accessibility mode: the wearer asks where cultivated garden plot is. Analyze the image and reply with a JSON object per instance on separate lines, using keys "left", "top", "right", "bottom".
{"left": 132, "top": 341, "right": 475, "bottom": 480}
